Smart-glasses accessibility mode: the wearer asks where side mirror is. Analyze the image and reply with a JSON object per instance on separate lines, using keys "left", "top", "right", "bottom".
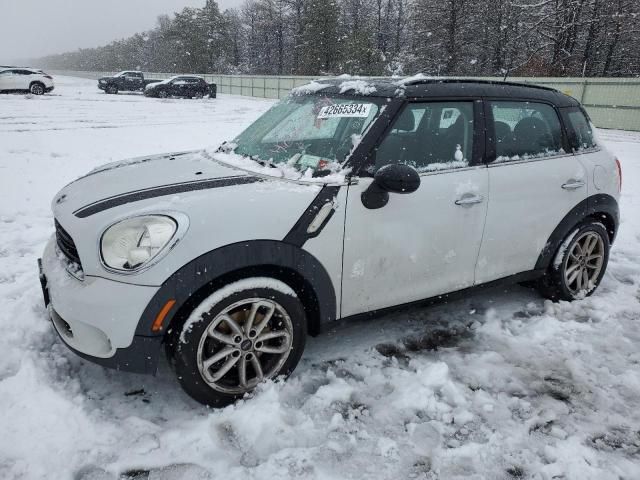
{"left": 361, "top": 163, "right": 421, "bottom": 209}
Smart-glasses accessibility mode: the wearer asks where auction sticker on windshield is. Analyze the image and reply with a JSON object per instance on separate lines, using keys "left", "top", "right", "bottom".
{"left": 317, "top": 103, "right": 372, "bottom": 119}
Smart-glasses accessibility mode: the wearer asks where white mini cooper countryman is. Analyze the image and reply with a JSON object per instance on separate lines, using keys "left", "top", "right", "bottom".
{"left": 39, "top": 78, "right": 621, "bottom": 406}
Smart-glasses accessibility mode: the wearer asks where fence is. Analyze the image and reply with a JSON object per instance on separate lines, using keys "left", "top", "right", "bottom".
{"left": 50, "top": 70, "right": 640, "bottom": 131}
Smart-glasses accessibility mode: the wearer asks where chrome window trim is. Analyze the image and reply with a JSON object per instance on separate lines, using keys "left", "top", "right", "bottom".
{"left": 417, "top": 164, "right": 484, "bottom": 177}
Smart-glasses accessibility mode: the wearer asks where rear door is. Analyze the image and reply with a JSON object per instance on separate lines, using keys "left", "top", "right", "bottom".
{"left": 0, "top": 70, "right": 17, "bottom": 90}
{"left": 127, "top": 72, "right": 144, "bottom": 90}
{"left": 11, "top": 70, "right": 31, "bottom": 89}
{"left": 341, "top": 100, "right": 489, "bottom": 317}
{"left": 475, "top": 99, "right": 588, "bottom": 283}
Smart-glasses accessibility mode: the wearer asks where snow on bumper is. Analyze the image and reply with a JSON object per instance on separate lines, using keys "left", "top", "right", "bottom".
{"left": 41, "top": 236, "right": 159, "bottom": 361}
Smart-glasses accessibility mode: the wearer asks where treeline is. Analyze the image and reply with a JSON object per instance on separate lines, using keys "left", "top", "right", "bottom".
{"left": 36, "top": 0, "right": 640, "bottom": 77}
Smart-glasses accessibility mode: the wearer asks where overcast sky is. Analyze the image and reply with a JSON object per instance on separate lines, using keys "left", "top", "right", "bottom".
{"left": 0, "top": 0, "right": 241, "bottom": 63}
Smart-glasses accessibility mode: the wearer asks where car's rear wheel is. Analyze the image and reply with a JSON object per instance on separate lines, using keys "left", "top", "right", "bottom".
{"left": 30, "top": 82, "right": 45, "bottom": 95}
{"left": 167, "top": 278, "right": 307, "bottom": 407}
{"left": 537, "top": 221, "right": 609, "bottom": 301}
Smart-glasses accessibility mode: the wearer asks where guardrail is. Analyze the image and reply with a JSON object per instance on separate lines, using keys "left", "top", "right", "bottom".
{"left": 50, "top": 70, "right": 640, "bottom": 131}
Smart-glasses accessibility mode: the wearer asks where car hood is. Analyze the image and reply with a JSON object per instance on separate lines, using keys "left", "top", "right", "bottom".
{"left": 52, "top": 150, "right": 264, "bottom": 216}
{"left": 50, "top": 149, "right": 329, "bottom": 286}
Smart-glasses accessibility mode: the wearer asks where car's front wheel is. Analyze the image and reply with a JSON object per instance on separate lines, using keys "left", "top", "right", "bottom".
{"left": 538, "top": 221, "right": 610, "bottom": 301}
{"left": 30, "top": 82, "right": 45, "bottom": 95}
{"left": 105, "top": 85, "right": 118, "bottom": 94}
{"left": 167, "top": 278, "right": 307, "bottom": 407}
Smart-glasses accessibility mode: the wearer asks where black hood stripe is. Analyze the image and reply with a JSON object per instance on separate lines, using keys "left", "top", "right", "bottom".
{"left": 74, "top": 175, "right": 261, "bottom": 218}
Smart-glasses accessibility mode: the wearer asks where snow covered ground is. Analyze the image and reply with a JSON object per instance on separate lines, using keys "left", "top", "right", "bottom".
{"left": 1, "top": 76, "right": 639, "bottom": 480}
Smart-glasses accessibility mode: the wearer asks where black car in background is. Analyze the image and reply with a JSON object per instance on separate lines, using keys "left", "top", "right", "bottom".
{"left": 98, "top": 71, "right": 161, "bottom": 94}
{"left": 144, "top": 75, "right": 216, "bottom": 99}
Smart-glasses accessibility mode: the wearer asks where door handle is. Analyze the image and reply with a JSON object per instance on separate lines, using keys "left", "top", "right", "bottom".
{"left": 455, "top": 194, "right": 484, "bottom": 206}
{"left": 561, "top": 180, "right": 585, "bottom": 190}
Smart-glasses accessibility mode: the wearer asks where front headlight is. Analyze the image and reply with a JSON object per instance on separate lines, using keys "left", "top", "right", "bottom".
{"left": 100, "top": 215, "right": 177, "bottom": 272}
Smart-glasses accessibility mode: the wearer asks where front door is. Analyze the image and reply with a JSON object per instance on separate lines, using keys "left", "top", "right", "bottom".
{"left": 475, "top": 100, "right": 589, "bottom": 283}
{"left": 341, "top": 100, "right": 489, "bottom": 317}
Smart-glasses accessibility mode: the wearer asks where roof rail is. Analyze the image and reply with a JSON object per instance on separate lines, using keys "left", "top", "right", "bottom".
{"left": 400, "top": 77, "right": 559, "bottom": 93}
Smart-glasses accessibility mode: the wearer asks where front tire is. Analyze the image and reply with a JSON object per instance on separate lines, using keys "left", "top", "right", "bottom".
{"left": 30, "top": 82, "right": 45, "bottom": 95}
{"left": 167, "top": 278, "right": 307, "bottom": 407}
{"left": 105, "top": 85, "right": 118, "bottom": 94}
{"left": 537, "top": 221, "right": 610, "bottom": 301}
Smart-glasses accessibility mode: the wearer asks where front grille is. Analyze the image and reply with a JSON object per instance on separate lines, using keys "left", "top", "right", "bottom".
{"left": 55, "top": 219, "right": 82, "bottom": 267}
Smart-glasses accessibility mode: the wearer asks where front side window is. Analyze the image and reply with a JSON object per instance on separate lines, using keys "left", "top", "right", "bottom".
{"left": 374, "top": 102, "right": 474, "bottom": 172}
{"left": 565, "top": 107, "right": 597, "bottom": 151}
{"left": 229, "top": 94, "right": 382, "bottom": 173}
{"left": 490, "top": 101, "right": 564, "bottom": 162}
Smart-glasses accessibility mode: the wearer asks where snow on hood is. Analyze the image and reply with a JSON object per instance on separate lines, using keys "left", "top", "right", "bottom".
{"left": 146, "top": 77, "right": 175, "bottom": 89}
{"left": 54, "top": 150, "right": 248, "bottom": 213}
{"left": 203, "top": 148, "right": 350, "bottom": 185}
{"left": 53, "top": 148, "right": 346, "bottom": 215}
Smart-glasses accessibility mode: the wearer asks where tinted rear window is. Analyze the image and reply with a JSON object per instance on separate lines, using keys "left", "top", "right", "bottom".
{"left": 490, "top": 101, "right": 564, "bottom": 162}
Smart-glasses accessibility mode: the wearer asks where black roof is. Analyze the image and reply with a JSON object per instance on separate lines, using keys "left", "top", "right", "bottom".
{"left": 297, "top": 77, "right": 579, "bottom": 107}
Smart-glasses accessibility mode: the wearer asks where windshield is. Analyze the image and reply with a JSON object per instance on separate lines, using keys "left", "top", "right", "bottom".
{"left": 229, "top": 94, "right": 383, "bottom": 174}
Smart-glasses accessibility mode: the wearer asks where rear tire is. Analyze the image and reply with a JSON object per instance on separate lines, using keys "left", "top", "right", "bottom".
{"left": 166, "top": 278, "right": 307, "bottom": 407}
{"left": 537, "top": 221, "right": 610, "bottom": 301}
{"left": 30, "top": 82, "right": 45, "bottom": 95}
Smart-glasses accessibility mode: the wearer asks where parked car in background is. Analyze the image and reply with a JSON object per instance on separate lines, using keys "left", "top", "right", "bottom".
{"left": 39, "top": 78, "right": 620, "bottom": 407}
{"left": 144, "top": 75, "right": 216, "bottom": 99}
{"left": 97, "top": 71, "right": 161, "bottom": 94}
{"left": 0, "top": 68, "right": 54, "bottom": 95}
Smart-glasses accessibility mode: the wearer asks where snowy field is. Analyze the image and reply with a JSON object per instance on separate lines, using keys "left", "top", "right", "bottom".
{"left": 1, "top": 76, "right": 639, "bottom": 480}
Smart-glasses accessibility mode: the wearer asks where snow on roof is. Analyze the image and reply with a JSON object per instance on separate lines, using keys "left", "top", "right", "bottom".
{"left": 339, "top": 79, "right": 377, "bottom": 95}
{"left": 291, "top": 80, "right": 330, "bottom": 95}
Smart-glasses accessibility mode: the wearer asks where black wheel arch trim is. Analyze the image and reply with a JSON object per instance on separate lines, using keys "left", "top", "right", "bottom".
{"left": 135, "top": 239, "right": 337, "bottom": 339}
{"left": 535, "top": 193, "right": 619, "bottom": 271}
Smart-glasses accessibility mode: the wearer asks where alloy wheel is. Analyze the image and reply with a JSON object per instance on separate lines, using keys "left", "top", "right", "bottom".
{"left": 564, "top": 231, "right": 605, "bottom": 295}
{"left": 196, "top": 297, "right": 293, "bottom": 394}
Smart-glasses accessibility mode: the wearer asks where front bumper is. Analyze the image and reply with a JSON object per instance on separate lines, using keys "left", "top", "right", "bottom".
{"left": 39, "top": 237, "right": 163, "bottom": 374}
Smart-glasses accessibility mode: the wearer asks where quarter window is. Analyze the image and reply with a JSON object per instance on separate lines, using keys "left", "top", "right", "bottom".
{"left": 565, "top": 108, "right": 597, "bottom": 151}
{"left": 490, "top": 101, "right": 564, "bottom": 162}
{"left": 374, "top": 102, "right": 474, "bottom": 172}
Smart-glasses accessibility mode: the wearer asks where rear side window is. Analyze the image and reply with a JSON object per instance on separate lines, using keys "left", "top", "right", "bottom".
{"left": 565, "top": 108, "right": 597, "bottom": 151}
{"left": 374, "top": 102, "right": 474, "bottom": 172}
{"left": 490, "top": 101, "right": 564, "bottom": 162}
